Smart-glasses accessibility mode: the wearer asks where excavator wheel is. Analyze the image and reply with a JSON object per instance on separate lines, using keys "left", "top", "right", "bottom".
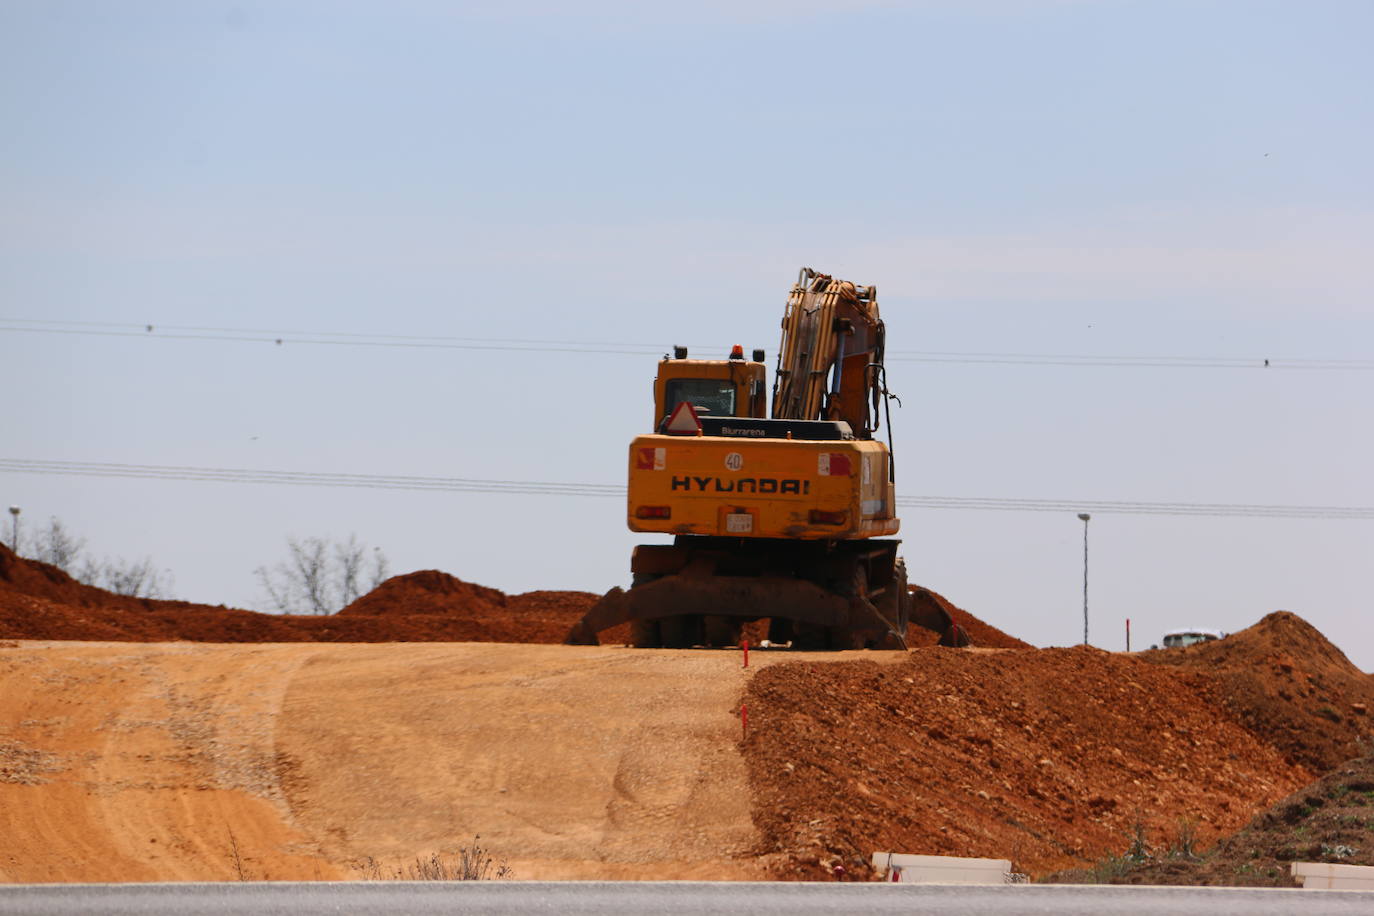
{"left": 790, "top": 564, "right": 879, "bottom": 650}
{"left": 835, "top": 564, "right": 879, "bottom": 650}
{"left": 703, "top": 615, "right": 741, "bottom": 648}
{"left": 791, "top": 622, "right": 845, "bottom": 651}
{"left": 767, "top": 617, "right": 795, "bottom": 645}
{"left": 629, "top": 619, "right": 661, "bottom": 648}
{"left": 659, "top": 615, "right": 703, "bottom": 649}
{"left": 627, "top": 574, "right": 663, "bottom": 647}
{"left": 874, "top": 559, "right": 911, "bottom": 650}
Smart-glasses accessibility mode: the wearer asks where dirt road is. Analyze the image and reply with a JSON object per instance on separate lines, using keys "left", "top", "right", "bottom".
{"left": 0, "top": 641, "right": 879, "bottom": 882}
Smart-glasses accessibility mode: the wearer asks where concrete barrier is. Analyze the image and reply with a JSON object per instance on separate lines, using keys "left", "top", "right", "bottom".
{"left": 1291, "top": 861, "right": 1374, "bottom": 890}
{"left": 871, "top": 852, "right": 1014, "bottom": 884}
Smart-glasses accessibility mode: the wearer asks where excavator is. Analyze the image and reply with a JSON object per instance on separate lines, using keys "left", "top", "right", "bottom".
{"left": 565, "top": 267, "right": 968, "bottom": 650}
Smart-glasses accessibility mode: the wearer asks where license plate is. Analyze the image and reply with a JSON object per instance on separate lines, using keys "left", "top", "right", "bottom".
{"left": 726, "top": 513, "right": 753, "bottom": 534}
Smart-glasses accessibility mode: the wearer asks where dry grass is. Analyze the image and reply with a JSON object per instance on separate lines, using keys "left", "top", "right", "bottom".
{"left": 354, "top": 836, "right": 512, "bottom": 881}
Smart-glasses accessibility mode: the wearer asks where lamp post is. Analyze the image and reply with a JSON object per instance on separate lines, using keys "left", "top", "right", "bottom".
{"left": 1077, "top": 512, "right": 1090, "bottom": 645}
{"left": 8, "top": 506, "right": 19, "bottom": 553}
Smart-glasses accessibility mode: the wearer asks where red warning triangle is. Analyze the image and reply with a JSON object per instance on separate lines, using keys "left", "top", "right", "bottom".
{"left": 664, "top": 401, "right": 702, "bottom": 435}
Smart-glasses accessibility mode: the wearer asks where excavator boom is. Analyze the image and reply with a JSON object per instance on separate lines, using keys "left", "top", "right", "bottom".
{"left": 773, "top": 267, "right": 886, "bottom": 435}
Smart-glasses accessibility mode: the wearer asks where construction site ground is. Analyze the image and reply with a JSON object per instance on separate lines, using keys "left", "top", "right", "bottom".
{"left": 0, "top": 640, "right": 830, "bottom": 882}
{"left": 2, "top": 544, "right": 1372, "bottom": 884}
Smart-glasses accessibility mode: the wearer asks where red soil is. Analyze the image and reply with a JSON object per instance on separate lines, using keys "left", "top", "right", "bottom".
{"left": 336, "top": 569, "right": 630, "bottom": 645}
{"left": 0, "top": 545, "right": 608, "bottom": 644}
{"left": 1141, "top": 612, "right": 1374, "bottom": 772}
{"left": 0, "top": 545, "right": 1008, "bottom": 650}
{"left": 5, "top": 544, "right": 1371, "bottom": 883}
{"left": 743, "top": 613, "right": 1374, "bottom": 879}
{"left": 1058, "top": 755, "right": 1374, "bottom": 886}
{"left": 907, "top": 586, "right": 1031, "bottom": 649}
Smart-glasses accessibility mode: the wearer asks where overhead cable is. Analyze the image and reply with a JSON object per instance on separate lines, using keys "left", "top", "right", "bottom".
{"left": 2, "top": 319, "right": 1369, "bottom": 369}
{"left": 3, "top": 458, "right": 1370, "bottom": 519}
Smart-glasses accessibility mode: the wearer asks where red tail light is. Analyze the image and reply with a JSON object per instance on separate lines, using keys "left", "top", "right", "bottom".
{"left": 636, "top": 506, "right": 672, "bottom": 519}
{"left": 809, "top": 509, "right": 848, "bottom": 525}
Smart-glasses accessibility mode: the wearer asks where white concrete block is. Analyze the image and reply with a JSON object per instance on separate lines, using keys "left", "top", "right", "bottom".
{"left": 1298, "top": 875, "right": 1374, "bottom": 890}
{"left": 871, "top": 852, "right": 1013, "bottom": 884}
{"left": 1291, "top": 862, "right": 1374, "bottom": 890}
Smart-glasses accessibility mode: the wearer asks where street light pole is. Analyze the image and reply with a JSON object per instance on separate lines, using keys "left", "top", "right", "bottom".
{"left": 1077, "top": 512, "right": 1091, "bottom": 645}
{"left": 8, "top": 506, "right": 19, "bottom": 553}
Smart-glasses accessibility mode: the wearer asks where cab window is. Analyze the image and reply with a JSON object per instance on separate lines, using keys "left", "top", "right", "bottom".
{"left": 664, "top": 379, "right": 737, "bottom": 418}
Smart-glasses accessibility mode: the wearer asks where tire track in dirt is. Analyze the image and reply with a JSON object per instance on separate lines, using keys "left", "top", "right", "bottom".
{"left": 272, "top": 644, "right": 777, "bottom": 879}
{"left": 0, "top": 643, "right": 339, "bottom": 882}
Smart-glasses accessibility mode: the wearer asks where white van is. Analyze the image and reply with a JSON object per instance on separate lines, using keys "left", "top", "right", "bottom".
{"left": 1160, "top": 628, "right": 1226, "bottom": 649}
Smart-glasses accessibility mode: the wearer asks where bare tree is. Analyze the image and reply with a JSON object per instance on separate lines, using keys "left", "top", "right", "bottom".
{"left": 369, "top": 546, "right": 390, "bottom": 592}
{"left": 256, "top": 535, "right": 391, "bottom": 614}
{"left": 95, "top": 556, "right": 172, "bottom": 599}
{"left": 21, "top": 516, "right": 170, "bottom": 598}
{"left": 295, "top": 537, "right": 331, "bottom": 613}
{"left": 75, "top": 553, "right": 172, "bottom": 598}
{"left": 334, "top": 535, "right": 392, "bottom": 607}
{"left": 337, "top": 535, "right": 364, "bottom": 608}
{"left": 27, "top": 517, "right": 87, "bottom": 572}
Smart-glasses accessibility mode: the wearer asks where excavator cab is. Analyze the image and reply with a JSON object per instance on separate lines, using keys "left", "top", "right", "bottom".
{"left": 652, "top": 346, "right": 767, "bottom": 429}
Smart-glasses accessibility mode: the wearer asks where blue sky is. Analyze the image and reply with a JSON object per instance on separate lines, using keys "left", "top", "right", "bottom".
{"left": 3, "top": 1, "right": 1371, "bottom": 664}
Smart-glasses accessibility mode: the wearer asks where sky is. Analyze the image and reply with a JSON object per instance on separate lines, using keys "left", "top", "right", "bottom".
{"left": 2, "top": 1, "right": 1371, "bottom": 665}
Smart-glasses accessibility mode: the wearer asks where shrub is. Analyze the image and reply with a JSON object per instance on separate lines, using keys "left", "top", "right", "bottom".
{"left": 355, "top": 837, "right": 512, "bottom": 882}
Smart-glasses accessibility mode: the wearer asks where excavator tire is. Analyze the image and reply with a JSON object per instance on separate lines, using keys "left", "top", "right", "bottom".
{"left": 628, "top": 574, "right": 664, "bottom": 647}
{"left": 790, "top": 623, "right": 837, "bottom": 651}
{"left": 766, "top": 617, "right": 795, "bottom": 645}
{"left": 659, "top": 615, "right": 702, "bottom": 649}
{"left": 874, "top": 559, "right": 911, "bottom": 650}
{"left": 835, "top": 564, "right": 876, "bottom": 650}
{"left": 703, "top": 615, "right": 741, "bottom": 648}
{"left": 629, "top": 619, "right": 661, "bottom": 648}
{"left": 565, "top": 538, "right": 956, "bottom": 651}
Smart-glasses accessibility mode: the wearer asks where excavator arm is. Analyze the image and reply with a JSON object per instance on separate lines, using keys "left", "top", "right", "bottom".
{"left": 772, "top": 267, "right": 886, "bottom": 436}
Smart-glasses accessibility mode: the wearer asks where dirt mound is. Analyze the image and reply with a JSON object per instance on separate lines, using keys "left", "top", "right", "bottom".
{"left": 1054, "top": 754, "right": 1374, "bottom": 886}
{"left": 742, "top": 645, "right": 1310, "bottom": 879}
{"left": 0, "top": 544, "right": 1015, "bottom": 652}
{"left": 337, "top": 570, "right": 510, "bottom": 618}
{"left": 0, "top": 542, "right": 170, "bottom": 615}
{"left": 907, "top": 587, "right": 1031, "bottom": 649}
{"left": 1143, "top": 612, "right": 1374, "bottom": 771}
{"left": 335, "top": 570, "right": 626, "bottom": 644}
{"left": 0, "top": 544, "right": 605, "bottom": 645}
{"left": 507, "top": 591, "right": 631, "bottom": 645}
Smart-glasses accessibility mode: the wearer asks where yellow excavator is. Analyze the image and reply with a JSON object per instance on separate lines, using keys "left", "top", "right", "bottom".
{"left": 566, "top": 267, "right": 967, "bottom": 649}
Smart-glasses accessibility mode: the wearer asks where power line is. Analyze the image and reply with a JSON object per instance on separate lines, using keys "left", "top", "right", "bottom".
{"left": 0, "top": 324, "right": 663, "bottom": 356}
{"left": 0, "top": 458, "right": 620, "bottom": 498}
{"left": 887, "top": 352, "right": 1373, "bottom": 369}
{"left": 3, "top": 458, "right": 1370, "bottom": 519}
{"left": 2, "top": 319, "right": 1369, "bottom": 369}
{"left": 900, "top": 495, "right": 1373, "bottom": 519}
